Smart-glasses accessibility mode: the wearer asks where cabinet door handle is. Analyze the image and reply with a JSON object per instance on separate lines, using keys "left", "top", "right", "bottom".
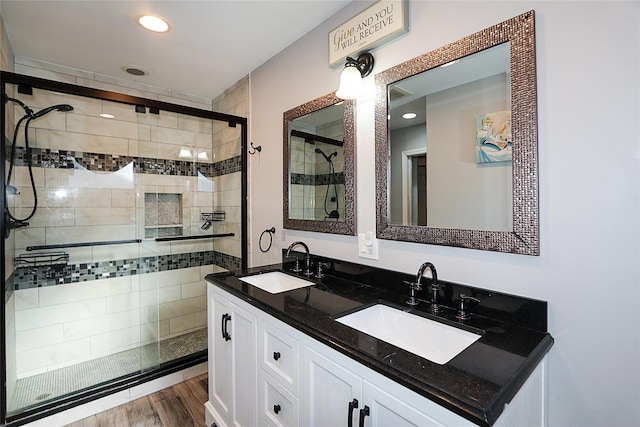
{"left": 358, "top": 405, "right": 370, "bottom": 427}
{"left": 273, "top": 404, "right": 281, "bottom": 414}
{"left": 347, "top": 398, "right": 359, "bottom": 427}
{"left": 221, "top": 313, "right": 231, "bottom": 341}
{"left": 273, "top": 351, "right": 281, "bottom": 361}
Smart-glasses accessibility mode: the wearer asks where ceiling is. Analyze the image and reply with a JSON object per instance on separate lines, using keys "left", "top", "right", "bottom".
{"left": 1, "top": 0, "right": 352, "bottom": 100}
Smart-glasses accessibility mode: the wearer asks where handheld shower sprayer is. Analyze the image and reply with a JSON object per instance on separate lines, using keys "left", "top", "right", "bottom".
{"left": 3, "top": 94, "right": 74, "bottom": 237}
{"left": 32, "top": 104, "right": 74, "bottom": 119}
{"left": 4, "top": 94, "right": 73, "bottom": 120}
{"left": 314, "top": 147, "right": 340, "bottom": 220}
{"left": 314, "top": 148, "right": 337, "bottom": 162}
{"left": 4, "top": 94, "right": 73, "bottom": 119}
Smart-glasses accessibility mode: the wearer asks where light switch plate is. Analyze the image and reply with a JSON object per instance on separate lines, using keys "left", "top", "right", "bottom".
{"left": 358, "top": 232, "right": 379, "bottom": 260}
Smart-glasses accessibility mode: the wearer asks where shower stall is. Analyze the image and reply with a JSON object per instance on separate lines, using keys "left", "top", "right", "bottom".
{"left": 0, "top": 72, "right": 247, "bottom": 425}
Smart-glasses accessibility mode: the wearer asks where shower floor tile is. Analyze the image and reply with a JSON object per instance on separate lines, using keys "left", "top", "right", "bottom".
{"left": 9, "top": 328, "right": 207, "bottom": 413}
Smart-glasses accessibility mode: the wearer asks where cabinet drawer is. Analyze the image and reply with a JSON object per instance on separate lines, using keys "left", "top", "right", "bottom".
{"left": 260, "top": 371, "right": 299, "bottom": 427}
{"left": 260, "top": 320, "right": 299, "bottom": 395}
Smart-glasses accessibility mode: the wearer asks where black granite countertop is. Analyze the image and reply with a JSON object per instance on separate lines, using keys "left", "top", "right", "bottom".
{"left": 205, "top": 254, "right": 554, "bottom": 426}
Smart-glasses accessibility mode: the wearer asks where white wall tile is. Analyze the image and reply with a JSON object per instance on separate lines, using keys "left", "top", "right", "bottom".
{"left": 90, "top": 325, "right": 140, "bottom": 355}
{"left": 64, "top": 309, "right": 141, "bottom": 341}
{"left": 16, "top": 338, "right": 91, "bottom": 376}
{"left": 16, "top": 324, "right": 63, "bottom": 352}
{"left": 76, "top": 207, "right": 135, "bottom": 226}
{"left": 38, "top": 277, "right": 131, "bottom": 307}
{"left": 15, "top": 297, "right": 106, "bottom": 331}
{"left": 181, "top": 281, "right": 206, "bottom": 299}
{"left": 106, "top": 292, "right": 141, "bottom": 314}
{"left": 14, "top": 288, "right": 39, "bottom": 310}
{"left": 169, "top": 310, "right": 207, "bottom": 335}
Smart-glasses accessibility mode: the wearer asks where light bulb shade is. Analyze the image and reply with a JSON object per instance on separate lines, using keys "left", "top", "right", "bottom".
{"left": 336, "top": 66, "right": 363, "bottom": 100}
{"left": 178, "top": 146, "right": 192, "bottom": 159}
{"left": 197, "top": 150, "right": 209, "bottom": 161}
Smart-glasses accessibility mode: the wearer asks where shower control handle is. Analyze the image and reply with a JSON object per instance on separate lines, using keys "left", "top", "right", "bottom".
{"left": 221, "top": 313, "right": 231, "bottom": 341}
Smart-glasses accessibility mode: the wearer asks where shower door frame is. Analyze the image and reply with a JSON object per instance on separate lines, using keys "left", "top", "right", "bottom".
{"left": 0, "top": 71, "right": 248, "bottom": 425}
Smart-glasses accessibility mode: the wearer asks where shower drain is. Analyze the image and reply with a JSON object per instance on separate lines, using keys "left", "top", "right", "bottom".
{"left": 34, "top": 393, "right": 52, "bottom": 401}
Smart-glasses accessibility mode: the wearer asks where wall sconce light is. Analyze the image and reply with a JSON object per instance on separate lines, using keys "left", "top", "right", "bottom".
{"left": 178, "top": 146, "right": 209, "bottom": 161}
{"left": 336, "top": 52, "right": 375, "bottom": 100}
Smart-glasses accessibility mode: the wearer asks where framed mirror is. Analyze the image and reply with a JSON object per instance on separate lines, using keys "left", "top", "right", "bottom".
{"left": 375, "top": 11, "right": 539, "bottom": 255}
{"left": 283, "top": 93, "right": 356, "bottom": 235}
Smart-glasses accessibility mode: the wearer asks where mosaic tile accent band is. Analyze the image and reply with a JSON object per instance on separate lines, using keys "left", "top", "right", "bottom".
{"left": 290, "top": 172, "right": 345, "bottom": 186}
{"left": 6, "top": 146, "right": 242, "bottom": 178}
{"left": 11, "top": 250, "right": 241, "bottom": 290}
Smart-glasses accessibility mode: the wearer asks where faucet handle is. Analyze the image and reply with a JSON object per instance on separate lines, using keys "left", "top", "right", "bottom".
{"left": 315, "top": 262, "right": 329, "bottom": 279}
{"left": 456, "top": 294, "right": 480, "bottom": 320}
{"left": 403, "top": 280, "right": 421, "bottom": 291}
{"left": 403, "top": 281, "right": 421, "bottom": 306}
{"left": 287, "top": 255, "right": 302, "bottom": 273}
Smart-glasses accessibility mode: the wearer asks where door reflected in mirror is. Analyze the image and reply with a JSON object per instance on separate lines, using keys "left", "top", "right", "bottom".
{"left": 388, "top": 43, "right": 512, "bottom": 231}
{"left": 283, "top": 93, "right": 355, "bottom": 235}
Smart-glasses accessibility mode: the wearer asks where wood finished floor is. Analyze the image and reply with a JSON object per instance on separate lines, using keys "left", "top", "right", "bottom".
{"left": 65, "top": 373, "right": 208, "bottom": 427}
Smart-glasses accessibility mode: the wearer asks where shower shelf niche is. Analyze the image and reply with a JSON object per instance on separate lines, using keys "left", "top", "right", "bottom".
{"left": 144, "top": 192, "right": 184, "bottom": 239}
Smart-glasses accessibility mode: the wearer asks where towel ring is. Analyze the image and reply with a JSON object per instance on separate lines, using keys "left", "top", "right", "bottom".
{"left": 259, "top": 227, "right": 276, "bottom": 252}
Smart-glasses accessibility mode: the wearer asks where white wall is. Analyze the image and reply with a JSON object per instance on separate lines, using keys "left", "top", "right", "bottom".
{"left": 249, "top": 1, "right": 640, "bottom": 426}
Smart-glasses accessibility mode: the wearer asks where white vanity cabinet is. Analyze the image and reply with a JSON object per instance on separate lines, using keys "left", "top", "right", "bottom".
{"left": 206, "top": 282, "right": 548, "bottom": 427}
{"left": 206, "top": 285, "right": 258, "bottom": 427}
{"left": 301, "top": 342, "right": 471, "bottom": 427}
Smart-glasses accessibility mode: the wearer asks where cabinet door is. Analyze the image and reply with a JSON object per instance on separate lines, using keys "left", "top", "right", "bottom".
{"left": 229, "top": 301, "right": 258, "bottom": 427}
{"left": 361, "top": 381, "right": 446, "bottom": 427}
{"left": 302, "top": 347, "right": 362, "bottom": 427}
{"left": 208, "top": 287, "right": 258, "bottom": 427}
{"left": 209, "top": 289, "right": 233, "bottom": 425}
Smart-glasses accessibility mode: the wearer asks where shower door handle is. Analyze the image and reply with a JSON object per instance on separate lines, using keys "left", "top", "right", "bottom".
{"left": 221, "top": 313, "right": 231, "bottom": 341}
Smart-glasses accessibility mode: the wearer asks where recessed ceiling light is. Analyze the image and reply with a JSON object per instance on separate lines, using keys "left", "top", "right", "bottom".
{"left": 138, "top": 15, "right": 171, "bottom": 33}
{"left": 122, "top": 65, "right": 149, "bottom": 76}
{"left": 402, "top": 112, "right": 417, "bottom": 119}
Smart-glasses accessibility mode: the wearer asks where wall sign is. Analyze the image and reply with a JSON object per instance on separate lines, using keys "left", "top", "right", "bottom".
{"left": 329, "top": 0, "right": 408, "bottom": 67}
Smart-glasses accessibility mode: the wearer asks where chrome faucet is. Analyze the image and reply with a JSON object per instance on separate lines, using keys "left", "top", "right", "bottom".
{"left": 407, "top": 262, "right": 439, "bottom": 312}
{"left": 285, "top": 241, "right": 312, "bottom": 276}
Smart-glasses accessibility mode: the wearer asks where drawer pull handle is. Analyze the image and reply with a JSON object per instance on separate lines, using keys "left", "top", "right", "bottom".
{"left": 273, "top": 404, "right": 281, "bottom": 414}
{"left": 348, "top": 398, "right": 359, "bottom": 427}
{"left": 358, "top": 405, "right": 370, "bottom": 427}
{"left": 273, "top": 351, "right": 281, "bottom": 361}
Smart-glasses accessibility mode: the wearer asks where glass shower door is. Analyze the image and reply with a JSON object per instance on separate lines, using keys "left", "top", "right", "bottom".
{"left": 3, "top": 89, "right": 145, "bottom": 416}
{"left": 2, "top": 73, "right": 246, "bottom": 424}
{"left": 136, "top": 108, "right": 217, "bottom": 372}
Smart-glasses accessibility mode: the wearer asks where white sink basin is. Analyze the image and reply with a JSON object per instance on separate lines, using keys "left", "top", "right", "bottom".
{"left": 239, "top": 271, "right": 314, "bottom": 294}
{"left": 336, "top": 304, "right": 480, "bottom": 364}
